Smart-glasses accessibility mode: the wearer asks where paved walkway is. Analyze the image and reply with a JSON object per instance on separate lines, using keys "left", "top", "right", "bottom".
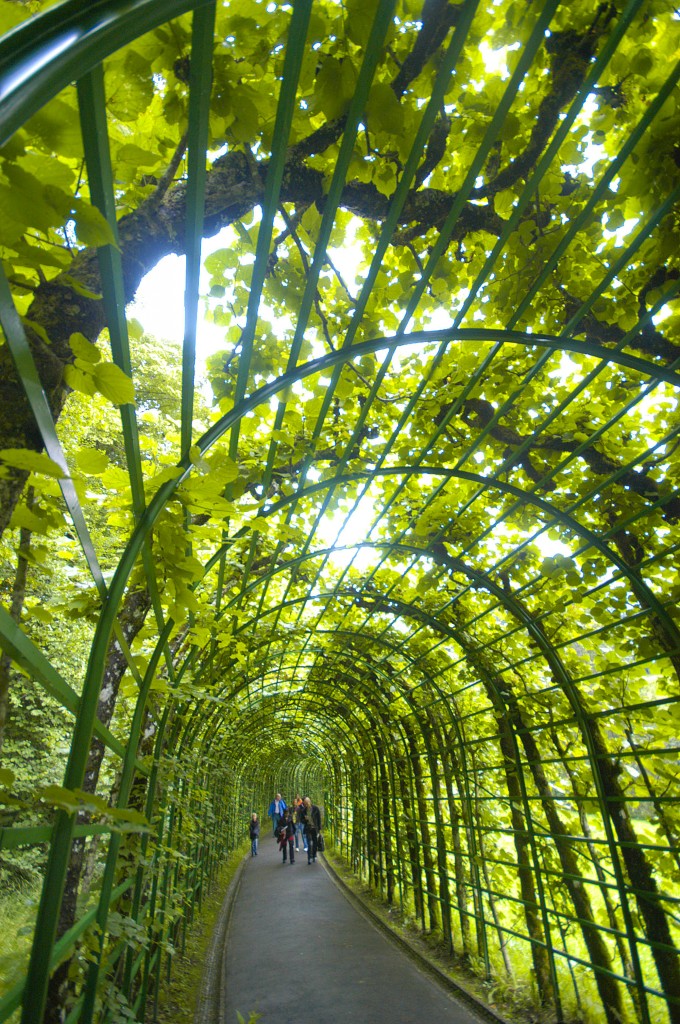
{"left": 222, "top": 834, "right": 484, "bottom": 1024}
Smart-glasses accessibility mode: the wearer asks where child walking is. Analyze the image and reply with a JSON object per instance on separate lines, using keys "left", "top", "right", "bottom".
{"left": 277, "top": 808, "right": 295, "bottom": 864}
{"left": 249, "top": 812, "right": 260, "bottom": 857}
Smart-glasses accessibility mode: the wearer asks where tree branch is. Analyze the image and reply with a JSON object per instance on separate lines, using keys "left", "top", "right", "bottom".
{"left": 458, "top": 396, "right": 680, "bottom": 522}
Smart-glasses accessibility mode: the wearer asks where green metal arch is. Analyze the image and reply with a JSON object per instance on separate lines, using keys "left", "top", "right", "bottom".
{"left": 193, "top": 463, "right": 680, "bottom": 659}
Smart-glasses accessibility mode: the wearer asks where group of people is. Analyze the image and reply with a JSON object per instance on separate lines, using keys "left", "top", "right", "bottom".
{"left": 248, "top": 793, "right": 323, "bottom": 866}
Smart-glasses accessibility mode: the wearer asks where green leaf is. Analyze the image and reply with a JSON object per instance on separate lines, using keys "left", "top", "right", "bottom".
{"left": 606, "top": 209, "right": 625, "bottom": 232}
{"left": 229, "top": 88, "right": 260, "bottom": 143}
{"left": 108, "top": 806, "right": 149, "bottom": 826}
{"left": 10, "top": 504, "right": 51, "bottom": 534}
{"left": 0, "top": 768, "right": 15, "bottom": 788}
{"left": 495, "top": 190, "right": 516, "bottom": 220}
{"left": 205, "top": 248, "right": 239, "bottom": 275}
{"left": 72, "top": 198, "right": 117, "bottom": 249}
{"left": 92, "top": 362, "right": 136, "bottom": 406}
{"left": 64, "top": 363, "right": 97, "bottom": 396}
{"left": 22, "top": 318, "right": 52, "bottom": 347}
{"left": 61, "top": 276, "right": 102, "bottom": 301}
{"left": 540, "top": 554, "right": 577, "bottom": 579}
{"left": 25, "top": 97, "right": 83, "bottom": 158}
{"left": 40, "top": 784, "right": 81, "bottom": 814}
{"left": 148, "top": 465, "right": 184, "bottom": 490}
{"left": 75, "top": 447, "right": 109, "bottom": 475}
{"left": 69, "top": 332, "right": 101, "bottom": 363}
{"left": 0, "top": 448, "right": 65, "bottom": 478}
{"left": 26, "top": 602, "right": 53, "bottom": 624}
{"left": 127, "top": 317, "right": 144, "bottom": 341}
{"left": 367, "top": 83, "right": 404, "bottom": 136}
{"left": 0, "top": 166, "right": 66, "bottom": 237}
{"left": 116, "top": 143, "right": 159, "bottom": 167}
{"left": 345, "top": 0, "right": 380, "bottom": 47}
{"left": 314, "top": 57, "right": 356, "bottom": 121}
{"left": 248, "top": 516, "right": 269, "bottom": 534}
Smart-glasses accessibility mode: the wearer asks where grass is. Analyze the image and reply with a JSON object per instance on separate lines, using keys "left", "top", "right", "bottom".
{"left": 0, "top": 878, "right": 41, "bottom": 994}
{"left": 0, "top": 876, "right": 42, "bottom": 1024}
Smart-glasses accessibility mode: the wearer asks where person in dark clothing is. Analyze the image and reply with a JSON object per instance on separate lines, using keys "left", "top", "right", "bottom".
{"left": 277, "top": 809, "right": 295, "bottom": 864}
{"left": 302, "top": 796, "right": 322, "bottom": 864}
{"left": 294, "top": 797, "right": 308, "bottom": 853}
{"left": 249, "top": 812, "right": 260, "bottom": 857}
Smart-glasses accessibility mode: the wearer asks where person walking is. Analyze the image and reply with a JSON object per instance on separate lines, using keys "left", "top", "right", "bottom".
{"left": 302, "top": 796, "right": 322, "bottom": 864}
{"left": 249, "top": 812, "right": 260, "bottom": 857}
{"left": 267, "top": 793, "right": 287, "bottom": 836}
{"left": 277, "top": 808, "right": 295, "bottom": 864}
{"left": 294, "top": 795, "right": 307, "bottom": 853}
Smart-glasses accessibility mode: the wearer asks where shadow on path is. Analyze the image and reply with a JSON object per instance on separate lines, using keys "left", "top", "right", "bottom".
{"left": 222, "top": 836, "right": 484, "bottom": 1023}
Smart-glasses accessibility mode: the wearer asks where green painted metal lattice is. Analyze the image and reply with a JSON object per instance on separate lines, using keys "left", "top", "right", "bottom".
{"left": 0, "top": 1, "right": 679, "bottom": 1022}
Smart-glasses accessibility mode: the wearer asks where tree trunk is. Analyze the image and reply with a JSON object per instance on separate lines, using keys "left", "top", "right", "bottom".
{"left": 375, "top": 740, "right": 395, "bottom": 904}
{"left": 394, "top": 751, "right": 425, "bottom": 927}
{"left": 503, "top": 689, "right": 628, "bottom": 1024}
{"left": 624, "top": 725, "right": 680, "bottom": 877}
{"left": 553, "top": 726, "right": 643, "bottom": 1023}
{"left": 446, "top": 748, "right": 472, "bottom": 962}
{"left": 0, "top": 490, "right": 32, "bottom": 753}
{"left": 588, "top": 716, "right": 680, "bottom": 1024}
{"left": 403, "top": 720, "right": 441, "bottom": 933}
{"left": 44, "top": 584, "right": 151, "bottom": 1024}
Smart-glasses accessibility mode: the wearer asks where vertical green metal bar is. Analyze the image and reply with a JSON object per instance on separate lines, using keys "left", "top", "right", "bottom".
{"left": 422, "top": 718, "right": 454, "bottom": 951}
{"left": 468, "top": 743, "right": 493, "bottom": 981}
{"left": 77, "top": 62, "right": 178, "bottom": 681}
{"left": 125, "top": 710, "right": 170, "bottom": 1002}
{"left": 77, "top": 64, "right": 145, "bottom": 519}
{"left": 508, "top": 719, "right": 564, "bottom": 1019}
{"left": 181, "top": 1, "right": 217, "bottom": 457}
{"left": 19, "top": 472, "right": 154, "bottom": 1023}
{"left": 153, "top": 797, "right": 177, "bottom": 1021}
{"left": 79, "top": 621, "right": 172, "bottom": 1023}
{"left": 228, "top": 0, "right": 312, "bottom": 455}
{"left": 0, "top": 268, "right": 107, "bottom": 595}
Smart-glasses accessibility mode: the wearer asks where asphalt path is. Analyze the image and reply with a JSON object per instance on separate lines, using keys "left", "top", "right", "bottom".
{"left": 222, "top": 833, "right": 485, "bottom": 1024}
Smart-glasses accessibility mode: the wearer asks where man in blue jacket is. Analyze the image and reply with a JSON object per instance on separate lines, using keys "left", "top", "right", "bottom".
{"left": 267, "top": 793, "right": 286, "bottom": 836}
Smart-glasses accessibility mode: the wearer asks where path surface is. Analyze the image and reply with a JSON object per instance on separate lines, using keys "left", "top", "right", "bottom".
{"left": 222, "top": 834, "right": 484, "bottom": 1024}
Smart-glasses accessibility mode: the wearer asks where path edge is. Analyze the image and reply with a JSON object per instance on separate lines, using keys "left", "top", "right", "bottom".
{"left": 321, "top": 853, "right": 513, "bottom": 1024}
{"left": 193, "top": 853, "right": 249, "bottom": 1024}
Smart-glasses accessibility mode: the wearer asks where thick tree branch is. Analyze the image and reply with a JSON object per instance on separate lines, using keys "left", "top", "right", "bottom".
{"left": 559, "top": 286, "right": 680, "bottom": 364}
{"left": 476, "top": 6, "right": 617, "bottom": 200}
{"left": 392, "top": 0, "right": 462, "bottom": 99}
{"left": 458, "top": 396, "right": 680, "bottom": 522}
{"left": 287, "top": 0, "right": 464, "bottom": 162}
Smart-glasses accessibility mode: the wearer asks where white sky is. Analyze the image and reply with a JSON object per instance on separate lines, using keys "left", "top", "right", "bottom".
{"left": 127, "top": 229, "right": 232, "bottom": 368}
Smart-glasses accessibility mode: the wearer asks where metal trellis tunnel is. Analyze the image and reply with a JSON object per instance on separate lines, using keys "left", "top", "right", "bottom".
{"left": 0, "top": 0, "right": 678, "bottom": 1021}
